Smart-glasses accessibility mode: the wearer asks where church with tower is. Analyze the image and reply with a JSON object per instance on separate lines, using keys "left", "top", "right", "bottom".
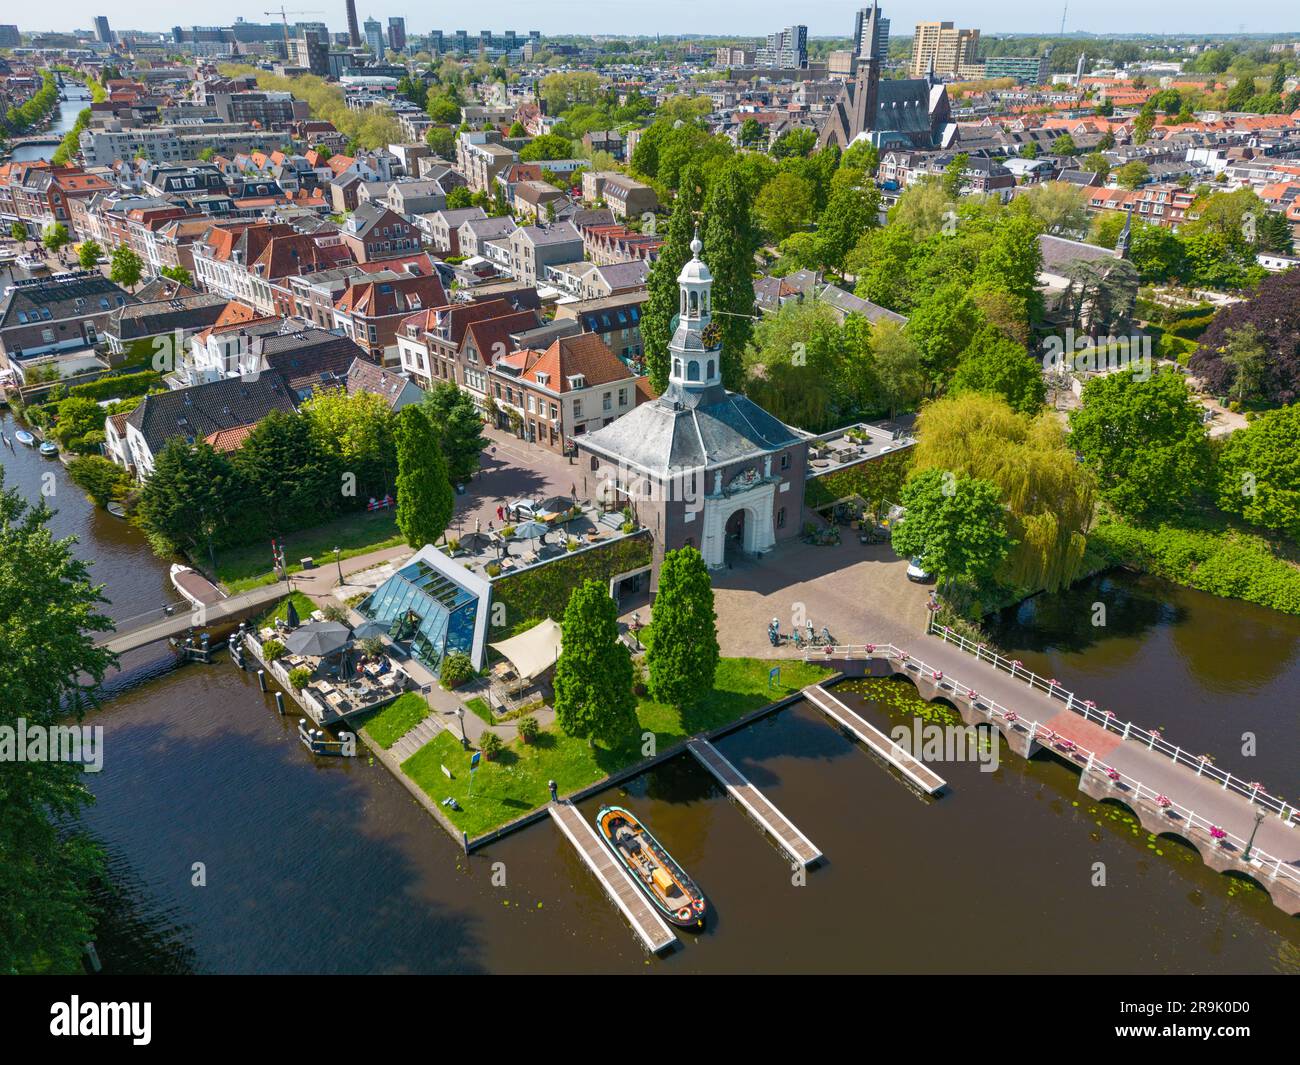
{"left": 576, "top": 236, "right": 810, "bottom": 574}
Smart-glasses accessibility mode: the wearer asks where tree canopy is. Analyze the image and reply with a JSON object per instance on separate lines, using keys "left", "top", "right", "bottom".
{"left": 553, "top": 579, "right": 638, "bottom": 746}
{"left": 646, "top": 547, "right": 719, "bottom": 708}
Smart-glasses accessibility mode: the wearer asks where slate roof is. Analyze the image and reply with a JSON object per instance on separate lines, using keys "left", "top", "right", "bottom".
{"left": 578, "top": 380, "right": 803, "bottom": 477}
{"left": 344, "top": 357, "right": 423, "bottom": 410}
{"left": 1037, "top": 233, "right": 1119, "bottom": 274}
{"left": 254, "top": 329, "right": 368, "bottom": 398}
{"left": 126, "top": 372, "right": 297, "bottom": 456}
{"left": 106, "top": 293, "right": 230, "bottom": 341}
{"left": 0, "top": 274, "right": 137, "bottom": 331}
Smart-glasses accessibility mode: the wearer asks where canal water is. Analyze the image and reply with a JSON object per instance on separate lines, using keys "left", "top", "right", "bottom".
{"left": 3, "top": 410, "right": 1297, "bottom": 973}
{"left": 7, "top": 81, "right": 90, "bottom": 163}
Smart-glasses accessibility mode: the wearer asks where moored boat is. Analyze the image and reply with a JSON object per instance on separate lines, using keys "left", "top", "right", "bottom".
{"left": 14, "top": 429, "right": 36, "bottom": 446}
{"left": 597, "top": 805, "right": 707, "bottom": 929}
{"left": 39, "top": 440, "right": 59, "bottom": 456}
{"left": 169, "top": 563, "right": 228, "bottom": 609}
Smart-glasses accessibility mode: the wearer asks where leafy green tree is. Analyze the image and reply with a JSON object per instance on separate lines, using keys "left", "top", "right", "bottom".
{"left": 870, "top": 319, "right": 925, "bottom": 419}
{"left": 754, "top": 171, "right": 815, "bottom": 243}
{"left": 1128, "top": 222, "right": 1186, "bottom": 283}
{"left": 941, "top": 152, "right": 969, "bottom": 199}
{"left": 1069, "top": 367, "right": 1212, "bottom": 519}
{"left": 425, "top": 126, "right": 455, "bottom": 157}
{"left": 519, "top": 133, "right": 573, "bottom": 161}
{"left": 426, "top": 94, "right": 461, "bottom": 123}
{"left": 138, "top": 438, "right": 249, "bottom": 566}
{"left": 423, "top": 380, "right": 487, "bottom": 483}
{"left": 738, "top": 117, "right": 763, "bottom": 146}
{"left": 1115, "top": 161, "right": 1150, "bottom": 190}
{"left": 702, "top": 159, "right": 760, "bottom": 389}
{"left": 771, "top": 127, "right": 816, "bottom": 158}
{"left": 1018, "top": 181, "right": 1089, "bottom": 236}
{"left": 1215, "top": 404, "right": 1300, "bottom": 539}
{"left": 10, "top": 221, "right": 26, "bottom": 243}
{"left": 1051, "top": 133, "right": 1077, "bottom": 156}
{"left": 817, "top": 180, "right": 880, "bottom": 275}
{"left": 66, "top": 455, "right": 128, "bottom": 507}
{"left": 552, "top": 579, "right": 638, "bottom": 746}
{"left": 300, "top": 386, "right": 397, "bottom": 502}
{"left": 905, "top": 281, "right": 982, "bottom": 389}
{"left": 52, "top": 396, "right": 103, "bottom": 447}
{"left": 646, "top": 547, "right": 719, "bottom": 707}
{"left": 235, "top": 409, "right": 341, "bottom": 537}
{"left": 42, "top": 222, "right": 70, "bottom": 254}
{"left": 109, "top": 245, "right": 143, "bottom": 290}
{"left": 892, "top": 468, "right": 1013, "bottom": 595}
{"left": 643, "top": 165, "right": 705, "bottom": 393}
{"left": 76, "top": 240, "right": 102, "bottom": 270}
{"left": 949, "top": 325, "right": 1047, "bottom": 414}
{"left": 394, "top": 405, "right": 453, "bottom": 547}
{"left": 159, "top": 265, "right": 194, "bottom": 287}
{"left": 914, "top": 393, "right": 1094, "bottom": 592}
{"left": 0, "top": 470, "right": 117, "bottom": 973}
{"left": 446, "top": 184, "right": 473, "bottom": 209}
{"left": 1081, "top": 151, "right": 1112, "bottom": 180}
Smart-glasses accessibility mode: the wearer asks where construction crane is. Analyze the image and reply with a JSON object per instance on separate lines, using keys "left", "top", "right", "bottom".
{"left": 263, "top": 7, "right": 324, "bottom": 58}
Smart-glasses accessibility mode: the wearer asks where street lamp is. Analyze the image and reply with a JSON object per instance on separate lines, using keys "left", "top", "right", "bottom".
{"left": 446, "top": 706, "right": 468, "bottom": 749}
{"left": 1243, "top": 807, "right": 1266, "bottom": 864}
{"left": 334, "top": 545, "right": 343, "bottom": 584}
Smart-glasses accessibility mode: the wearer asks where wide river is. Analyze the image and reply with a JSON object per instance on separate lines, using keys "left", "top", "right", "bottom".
{"left": 3, "top": 408, "right": 1297, "bottom": 973}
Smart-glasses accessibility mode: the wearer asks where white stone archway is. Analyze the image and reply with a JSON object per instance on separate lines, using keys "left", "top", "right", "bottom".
{"left": 700, "top": 482, "right": 776, "bottom": 568}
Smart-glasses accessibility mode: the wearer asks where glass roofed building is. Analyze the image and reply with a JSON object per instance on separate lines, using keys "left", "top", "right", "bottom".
{"left": 357, "top": 545, "right": 492, "bottom": 675}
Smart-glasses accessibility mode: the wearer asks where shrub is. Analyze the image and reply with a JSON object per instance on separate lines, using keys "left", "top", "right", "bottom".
{"left": 440, "top": 650, "right": 474, "bottom": 689}
{"left": 359, "top": 636, "right": 385, "bottom": 659}
{"left": 321, "top": 603, "right": 348, "bottom": 623}
{"left": 261, "top": 639, "right": 286, "bottom": 660}
{"left": 516, "top": 714, "right": 540, "bottom": 744}
{"left": 288, "top": 666, "right": 313, "bottom": 690}
{"left": 479, "top": 730, "right": 504, "bottom": 759}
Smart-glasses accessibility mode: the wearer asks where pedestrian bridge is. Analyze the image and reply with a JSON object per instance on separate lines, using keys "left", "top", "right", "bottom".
{"left": 96, "top": 582, "right": 290, "bottom": 655}
{"left": 806, "top": 623, "right": 1300, "bottom": 916}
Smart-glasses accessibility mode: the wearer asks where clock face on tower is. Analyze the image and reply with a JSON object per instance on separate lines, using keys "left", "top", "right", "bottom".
{"left": 700, "top": 321, "right": 722, "bottom": 350}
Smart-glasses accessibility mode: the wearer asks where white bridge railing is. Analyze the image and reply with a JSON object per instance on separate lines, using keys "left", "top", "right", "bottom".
{"left": 803, "top": 640, "right": 1299, "bottom": 895}
{"left": 925, "top": 618, "right": 1294, "bottom": 824}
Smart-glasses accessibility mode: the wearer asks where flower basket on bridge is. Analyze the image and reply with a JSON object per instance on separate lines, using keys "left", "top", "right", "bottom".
{"left": 1209, "top": 826, "right": 1227, "bottom": 844}
{"left": 1155, "top": 794, "right": 1172, "bottom": 809}
{"left": 865, "top": 644, "right": 876, "bottom": 653}
{"left": 1106, "top": 767, "right": 1121, "bottom": 782}
{"left": 932, "top": 670, "right": 943, "bottom": 681}
{"left": 1004, "top": 711, "right": 1018, "bottom": 723}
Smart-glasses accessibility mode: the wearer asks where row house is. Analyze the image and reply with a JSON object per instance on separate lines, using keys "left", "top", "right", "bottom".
{"left": 0, "top": 161, "right": 114, "bottom": 235}
{"left": 339, "top": 202, "right": 422, "bottom": 263}
{"left": 545, "top": 260, "right": 650, "bottom": 301}
{"left": 385, "top": 179, "right": 447, "bottom": 218}
{"left": 0, "top": 272, "right": 137, "bottom": 376}
{"left": 582, "top": 130, "right": 626, "bottom": 161}
{"left": 193, "top": 222, "right": 349, "bottom": 316}
{"left": 487, "top": 333, "right": 645, "bottom": 454}
{"left": 1081, "top": 182, "right": 1197, "bottom": 229}
{"left": 508, "top": 223, "right": 584, "bottom": 287}
{"left": 456, "top": 131, "right": 519, "bottom": 194}
{"left": 554, "top": 291, "right": 648, "bottom": 370}
{"left": 332, "top": 271, "right": 447, "bottom": 365}
{"left": 396, "top": 296, "right": 533, "bottom": 390}
{"left": 457, "top": 215, "right": 516, "bottom": 259}
{"left": 581, "top": 172, "right": 658, "bottom": 221}
{"left": 457, "top": 309, "right": 544, "bottom": 410}
{"left": 285, "top": 251, "right": 443, "bottom": 330}
{"left": 582, "top": 223, "right": 663, "bottom": 267}
{"left": 512, "top": 179, "right": 568, "bottom": 222}
{"left": 418, "top": 206, "right": 487, "bottom": 254}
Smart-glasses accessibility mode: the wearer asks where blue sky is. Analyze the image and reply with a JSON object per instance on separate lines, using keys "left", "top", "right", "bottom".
{"left": 37, "top": 3, "right": 1298, "bottom": 38}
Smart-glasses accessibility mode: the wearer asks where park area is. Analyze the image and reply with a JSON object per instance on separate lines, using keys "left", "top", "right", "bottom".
{"left": 396, "top": 657, "right": 834, "bottom": 839}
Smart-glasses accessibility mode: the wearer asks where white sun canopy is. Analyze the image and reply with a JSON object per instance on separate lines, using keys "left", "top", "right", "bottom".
{"left": 489, "top": 617, "right": 563, "bottom": 681}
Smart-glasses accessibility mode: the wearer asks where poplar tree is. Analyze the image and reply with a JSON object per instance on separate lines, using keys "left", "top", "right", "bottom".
{"left": 395, "top": 406, "right": 454, "bottom": 548}
{"left": 553, "top": 580, "right": 638, "bottom": 747}
{"left": 646, "top": 547, "right": 719, "bottom": 708}
{"left": 702, "top": 159, "right": 760, "bottom": 389}
{"left": 643, "top": 164, "right": 705, "bottom": 393}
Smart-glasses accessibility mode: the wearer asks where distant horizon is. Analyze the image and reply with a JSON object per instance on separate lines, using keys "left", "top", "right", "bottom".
{"left": 14, "top": 3, "right": 1300, "bottom": 42}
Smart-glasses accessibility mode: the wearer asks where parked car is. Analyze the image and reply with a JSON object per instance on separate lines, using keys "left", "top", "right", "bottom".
{"left": 905, "top": 556, "right": 932, "bottom": 583}
{"left": 507, "top": 498, "right": 545, "bottom": 521}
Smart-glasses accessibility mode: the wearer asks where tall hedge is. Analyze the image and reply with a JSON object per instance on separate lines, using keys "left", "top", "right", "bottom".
{"left": 804, "top": 449, "right": 912, "bottom": 510}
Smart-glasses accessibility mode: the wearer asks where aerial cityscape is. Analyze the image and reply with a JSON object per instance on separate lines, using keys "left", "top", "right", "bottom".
{"left": 1, "top": 2, "right": 1298, "bottom": 998}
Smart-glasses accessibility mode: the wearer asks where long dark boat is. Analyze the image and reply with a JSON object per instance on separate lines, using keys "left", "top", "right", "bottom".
{"left": 597, "top": 806, "right": 708, "bottom": 929}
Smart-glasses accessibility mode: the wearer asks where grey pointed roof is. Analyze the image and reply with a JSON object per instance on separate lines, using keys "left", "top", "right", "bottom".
{"left": 579, "top": 383, "right": 803, "bottom": 477}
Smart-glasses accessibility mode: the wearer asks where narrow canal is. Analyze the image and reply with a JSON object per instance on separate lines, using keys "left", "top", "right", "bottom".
{"left": 7, "top": 81, "right": 90, "bottom": 163}
{"left": 3, "top": 411, "right": 1297, "bottom": 972}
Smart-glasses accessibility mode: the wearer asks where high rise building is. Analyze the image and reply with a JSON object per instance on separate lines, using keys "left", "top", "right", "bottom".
{"left": 909, "top": 21, "right": 980, "bottom": 78}
{"left": 94, "top": 16, "right": 113, "bottom": 44}
{"left": 387, "top": 17, "right": 406, "bottom": 52}
{"left": 345, "top": 0, "right": 361, "bottom": 47}
{"left": 363, "top": 16, "right": 383, "bottom": 56}
{"left": 853, "top": 3, "right": 890, "bottom": 62}
{"left": 756, "top": 25, "right": 807, "bottom": 68}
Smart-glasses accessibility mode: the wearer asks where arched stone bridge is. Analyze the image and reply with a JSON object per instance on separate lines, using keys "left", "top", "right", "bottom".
{"left": 806, "top": 630, "right": 1300, "bottom": 917}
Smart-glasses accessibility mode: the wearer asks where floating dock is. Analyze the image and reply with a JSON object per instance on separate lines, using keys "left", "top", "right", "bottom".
{"left": 805, "top": 684, "right": 947, "bottom": 795}
{"left": 686, "top": 739, "right": 822, "bottom": 867}
{"left": 548, "top": 801, "right": 677, "bottom": 955}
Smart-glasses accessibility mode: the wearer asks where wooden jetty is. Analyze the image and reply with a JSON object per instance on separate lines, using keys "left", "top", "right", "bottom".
{"left": 804, "top": 684, "right": 947, "bottom": 796}
{"left": 548, "top": 801, "right": 677, "bottom": 955}
{"left": 686, "top": 739, "right": 822, "bottom": 867}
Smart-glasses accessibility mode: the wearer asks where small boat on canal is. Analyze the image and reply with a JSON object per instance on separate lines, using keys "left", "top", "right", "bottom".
{"left": 14, "top": 429, "right": 36, "bottom": 447}
{"left": 39, "top": 440, "right": 59, "bottom": 456}
{"left": 597, "top": 805, "right": 708, "bottom": 929}
{"left": 170, "top": 563, "right": 228, "bottom": 609}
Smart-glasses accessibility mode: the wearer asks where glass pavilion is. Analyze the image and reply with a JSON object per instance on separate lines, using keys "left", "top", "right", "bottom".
{"left": 358, "top": 557, "right": 481, "bottom": 676}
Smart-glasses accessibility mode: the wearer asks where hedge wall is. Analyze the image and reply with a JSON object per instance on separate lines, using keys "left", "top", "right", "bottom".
{"left": 69, "top": 369, "right": 164, "bottom": 403}
{"left": 490, "top": 531, "right": 653, "bottom": 637}
{"left": 804, "top": 449, "right": 913, "bottom": 511}
{"left": 1090, "top": 519, "right": 1300, "bottom": 615}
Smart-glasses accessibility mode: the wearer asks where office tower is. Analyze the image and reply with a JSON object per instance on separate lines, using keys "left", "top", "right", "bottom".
{"left": 345, "top": 0, "right": 361, "bottom": 47}
{"left": 853, "top": 3, "right": 890, "bottom": 62}
{"left": 364, "top": 16, "right": 383, "bottom": 56}
{"left": 756, "top": 25, "right": 808, "bottom": 68}
{"left": 910, "top": 21, "right": 980, "bottom": 78}
{"left": 387, "top": 17, "right": 406, "bottom": 52}
{"left": 94, "top": 16, "right": 113, "bottom": 44}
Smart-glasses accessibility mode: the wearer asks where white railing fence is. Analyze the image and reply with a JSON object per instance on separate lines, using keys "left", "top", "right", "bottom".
{"left": 802, "top": 641, "right": 1299, "bottom": 894}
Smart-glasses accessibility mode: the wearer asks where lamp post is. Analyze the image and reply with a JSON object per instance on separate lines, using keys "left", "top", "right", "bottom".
{"left": 1243, "top": 807, "right": 1266, "bottom": 863}
{"left": 446, "top": 707, "right": 468, "bottom": 749}
{"left": 334, "top": 545, "right": 343, "bottom": 585}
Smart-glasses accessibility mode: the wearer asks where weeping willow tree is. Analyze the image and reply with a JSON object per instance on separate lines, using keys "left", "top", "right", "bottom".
{"left": 911, "top": 393, "right": 1096, "bottom": 592}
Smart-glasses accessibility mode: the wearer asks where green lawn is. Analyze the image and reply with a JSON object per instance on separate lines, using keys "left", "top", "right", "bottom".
{"left": 361, "top": 692, "right": 429, "bottom": 749}
{"left": 400, "top": 657, "right": 834, "bottom": 839}
{"left": 213, "top": 509, "right": 405, "bottom": 593}
{"left": 464, "top": 696, "right": 494, "bottom": 725}
{"left": 253, "top": 591, "right": 318, "bottom": 629}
